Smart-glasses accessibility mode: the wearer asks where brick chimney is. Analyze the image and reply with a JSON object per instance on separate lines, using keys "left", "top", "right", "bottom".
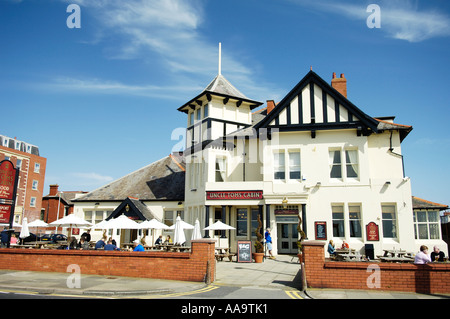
{"left": 49, "top": 184, "right": 59, "bottom": 196}
{"left": 266, "top": 100, "right": 276, "bottom": 114}
{"left": 331, "top": 72, "right": 347, "bottom": 98}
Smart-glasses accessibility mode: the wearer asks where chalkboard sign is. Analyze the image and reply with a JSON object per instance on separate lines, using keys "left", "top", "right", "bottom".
{"left": 314, "top": 221, "right": 327, "bottom": 240}
{"left": 237, "top": 240, "right": 252, "bottom": 263}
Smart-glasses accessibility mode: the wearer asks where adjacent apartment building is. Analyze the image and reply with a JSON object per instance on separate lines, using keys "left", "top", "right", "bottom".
{"left": 0, "top": 135, "right": 47, "bottom": 224}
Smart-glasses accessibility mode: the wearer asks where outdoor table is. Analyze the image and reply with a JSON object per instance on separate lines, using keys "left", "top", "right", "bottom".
{"left": 215, "top": 247, "right": 235, "bottom": 261}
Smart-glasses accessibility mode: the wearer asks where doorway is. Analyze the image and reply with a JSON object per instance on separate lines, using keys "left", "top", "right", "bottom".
{"left": 277, "top": 223, "right": 298, "bottom": 254}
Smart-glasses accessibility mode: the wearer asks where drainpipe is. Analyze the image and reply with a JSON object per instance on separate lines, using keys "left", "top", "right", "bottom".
{"left": 389, "top": 131, "right": 405, "bottom": 178}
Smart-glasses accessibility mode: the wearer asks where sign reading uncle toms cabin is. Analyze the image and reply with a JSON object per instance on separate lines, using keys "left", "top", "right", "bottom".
{"left": 0, "top": 160, "right": 19, "bottom": 224}
{"left": 206, "top": 191, "right": 263, "bottom": 200}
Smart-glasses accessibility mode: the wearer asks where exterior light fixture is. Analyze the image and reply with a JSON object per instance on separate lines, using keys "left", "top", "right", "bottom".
{"left": 282, "top": 197, "right": 288, "bottom": 209}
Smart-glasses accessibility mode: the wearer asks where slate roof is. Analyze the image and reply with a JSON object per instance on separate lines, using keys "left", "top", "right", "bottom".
{"left": 73, "top": 154, "right": 185, "bottom": 202}
{"left": 178, "top": 74, "right": 263, "bottom": 112}
{"left": 412, "top": 196, "right": 448, "bottom": 210}
{"left": 43, "top": 191, "right": 88, "bottom": 206}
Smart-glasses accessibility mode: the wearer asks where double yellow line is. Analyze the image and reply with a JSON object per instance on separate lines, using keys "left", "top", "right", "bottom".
{"left": 145, "top": 285, "right": 219, "bottom": 299}
{"left": 285, "top": 290, "right": 303, "bottom": 299}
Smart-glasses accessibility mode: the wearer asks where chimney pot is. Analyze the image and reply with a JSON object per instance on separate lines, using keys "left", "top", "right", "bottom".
{"left": 331, "top": 72, "right": 348, "bottom": 98}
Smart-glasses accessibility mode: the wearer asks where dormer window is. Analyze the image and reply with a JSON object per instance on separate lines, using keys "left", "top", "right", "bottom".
{"left": 196, "top": 108, "right": 201, "bottom": 121}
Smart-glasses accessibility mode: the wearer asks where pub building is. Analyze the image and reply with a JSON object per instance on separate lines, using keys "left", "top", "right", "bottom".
{"left": 72, "top": 63, "right": 448, "bottom": 257}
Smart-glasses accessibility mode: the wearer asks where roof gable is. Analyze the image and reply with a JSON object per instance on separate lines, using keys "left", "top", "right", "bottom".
{"left": 107, "top": 197, "right": 157, "bottom": 221}
{"left": 254, "top": 71, "right": 379, "bottom": 136}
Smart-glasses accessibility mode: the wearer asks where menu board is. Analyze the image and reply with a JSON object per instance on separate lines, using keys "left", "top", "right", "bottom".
{"left": 237, "top": 240, "right": 252, "bottom": 263}
{"left": 314, "top": 221, "right": 327, "bottom": 240}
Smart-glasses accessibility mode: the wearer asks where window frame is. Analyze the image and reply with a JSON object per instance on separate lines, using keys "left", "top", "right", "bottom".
{"left": 381, "top": 204, "right": 398, "bottom": 239}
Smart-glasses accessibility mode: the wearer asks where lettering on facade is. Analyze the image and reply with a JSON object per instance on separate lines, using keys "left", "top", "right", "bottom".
{"left": 206, "top": 191, "right": 263, "bottom": 200}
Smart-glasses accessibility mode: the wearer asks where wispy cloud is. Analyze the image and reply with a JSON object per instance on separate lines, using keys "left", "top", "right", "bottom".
{"left": 58, "top": 0, "right": 274, "bottom": 102}
{"left": 289, "top": 0, "right": 450, "bottom": 42}
{"left": 48, "top": 76, "right": 202, "bottom": 100}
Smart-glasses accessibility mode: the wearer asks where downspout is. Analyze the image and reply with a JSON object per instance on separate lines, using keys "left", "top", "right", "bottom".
{"left": 389, "top": 131, "right": 405, "bottom": 178}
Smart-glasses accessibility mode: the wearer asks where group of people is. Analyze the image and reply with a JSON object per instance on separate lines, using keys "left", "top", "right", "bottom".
{"left": 327, "top": 239, "right": 446, "bottom": 264}
{"left": 327, "top": 239, "right": 349, "bottom": 255}
{"left": 414, "top": 245, "right": 446, "bottom": 264}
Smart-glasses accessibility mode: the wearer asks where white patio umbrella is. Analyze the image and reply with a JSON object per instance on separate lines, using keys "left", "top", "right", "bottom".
{"left": 204, "top": 220, "right": 236, "bottom": 230}
{"left": 49, "top": 214, "right": 93, "bottom": 238}
{"left": 140, "top": 218, "right": 169, "bottom": 246}
{"left": 27, "top": 220, "right": 48, "bottom": 228}
{"left": 191, "top": 218, "right": 202, "bottom": 240}
{"left": 92, "top": 219, "right": 110, "bottom": 230}
{"left": 19, "top": 217, "right": 30, "bottom": 240}
{"left": 27, "top": 219, "right": 48, "bottom": 244}
{"left": 173, "top": 216, "right": 186, "bottom": 245}
{"left": 168, "top": 219, "right": 194, "bottom": 230}
{"left": 103, "top": 215, "right": 141, "bottom": 229}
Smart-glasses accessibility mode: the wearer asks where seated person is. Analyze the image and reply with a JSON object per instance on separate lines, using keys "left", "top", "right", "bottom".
{"left": 95, "top": 237, "right": 106, "bottom": 250}
{"left": 77, "top": 238, "right": 90, "bottom": 250}
{"left": 341, "top": 240, "right": 349, "bottom": 249}
{"left": 328, "top": 240, "right": 336, "bottom": 255}
{"left": 104, "top": 239, "right": 120, "bottom": 251}
{"left": 133, "top": 239, "right": 145, "bottom": 252}
{"left": 414, "top": 245, "right": 432, "bottom": 264}
{"left": 430, "top": 246, "right": 445, "bottom": 262}
{"left": 164, "top": 235, "right": 172, "bottom": 245}
{"left": 155, "top": 235, "right": 163, "bottom": 245}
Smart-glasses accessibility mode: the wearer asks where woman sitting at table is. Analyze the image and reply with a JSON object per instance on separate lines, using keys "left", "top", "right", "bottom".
{"left": 164, "top": 235, "right": 172, "bottom": 245}
{"left": 10, "top": 234, "right": 18, "bottom": 246}
{"left": 328, "top": 240, "right": 336, "bottom": 256}
{"left": 414, "top": 245, "right": 431, "bottom": 264}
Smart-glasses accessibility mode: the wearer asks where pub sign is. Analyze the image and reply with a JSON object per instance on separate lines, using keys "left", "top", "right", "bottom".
{"left": 0, "top": 160, "right": 19, "bottom": 225}
{"left": 366, "top": 222, "right": 379, "bottom": 241}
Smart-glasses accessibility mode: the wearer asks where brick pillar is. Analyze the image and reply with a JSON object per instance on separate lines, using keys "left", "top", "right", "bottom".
{"left": 302, "top": 240, "right": 326, "bottom": 288}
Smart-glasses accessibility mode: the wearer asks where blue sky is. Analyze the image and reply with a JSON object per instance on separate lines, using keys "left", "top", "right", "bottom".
{"left": 1, "top": 0, "right": 449, "bottom": 207}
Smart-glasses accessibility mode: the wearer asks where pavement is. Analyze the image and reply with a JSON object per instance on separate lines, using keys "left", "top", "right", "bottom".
{"left": 0, "top": 254, "right": 448, "bottom": 299}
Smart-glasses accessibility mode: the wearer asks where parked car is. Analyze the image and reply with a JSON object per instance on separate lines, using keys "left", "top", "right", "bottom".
{"left": 13, "top": 232, "right": 42, "bottom": 243}
{"left": 41, "top": 233, "right": 68, "bottom": 243}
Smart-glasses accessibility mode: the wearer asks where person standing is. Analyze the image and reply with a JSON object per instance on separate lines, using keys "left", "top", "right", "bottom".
{"left": 265, "top": 228, "right": 275, "bottom": 259}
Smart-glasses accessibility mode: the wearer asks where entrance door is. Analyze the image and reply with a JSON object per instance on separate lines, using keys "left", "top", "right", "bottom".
{"left": 277, "top": 223, "right": 298, "bottom": 254}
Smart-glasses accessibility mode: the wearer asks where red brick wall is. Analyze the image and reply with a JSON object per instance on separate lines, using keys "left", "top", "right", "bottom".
{"left": 0, "top": 240, "right": 216, "bottom": 283}
{"left": 303, "top": 241, "right": 450, "bottom": 294}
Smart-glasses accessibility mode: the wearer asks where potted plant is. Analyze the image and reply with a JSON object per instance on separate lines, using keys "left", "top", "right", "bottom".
{"left": 253, "top": 214, "right": 264, "bottom": 263}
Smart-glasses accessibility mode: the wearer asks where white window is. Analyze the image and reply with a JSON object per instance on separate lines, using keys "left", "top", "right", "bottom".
{"left": 30, "top": 197, "right": 36, "bottom": 207}
{"left": 164, "top": 210, "right": 184, "bottom": 228}
{"left": 32, "top": 180, "right": 38, "bottom": 190}
{"left": 196, "top": 108, "right": 201, "bottom": 121}
{"left": 15, "top": 141, "right": 20, "bottom": 150}
{"left": 382, "top": 205, "right": 397, "bottom": 239}
{"left": 329, "top": 150, "right": 342, "bottom": 179}
{"left": 332, "top": 205, "right": 345, "bottom": 237}
{"left": 3, "top": 139, "right": 8, "bottom": 147}
{"left": 345, "top": 150, "right": 359, "bottom": 178}
{"left": 215, "top": 157, "right": 226, "bottom": 182}
{"left": 329, "top": 149, "right": 359, "bottom": 180}
{"left": 189, "top": 112, "right": 194, "bottom": 126}
{"left": 34, "top": 163, "right": 40, "bottom": 173}
{"left": 85, "top": 211, "right": 93, "bottom": 223}
{"left": 204, "top": 104, "right": 208, "bottom": 118}
{"left": 274, "top": 151, "right": 285, "bottom": 180}
{"left": 349, "top": 205, "right": 362, "bottom": 238}
{"left": 414, "top": 210, "right": 440, "bottom": 240}
{"left": 289, "top": 151, "right": 301, "bottom": 180}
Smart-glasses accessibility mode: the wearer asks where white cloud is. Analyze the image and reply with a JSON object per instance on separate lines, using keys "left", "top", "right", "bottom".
{"left": 49, "top": 76, "right": 202, "bottom": 100}
{"left": 289, "top": 0, "right": 450, "bottom": 42}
